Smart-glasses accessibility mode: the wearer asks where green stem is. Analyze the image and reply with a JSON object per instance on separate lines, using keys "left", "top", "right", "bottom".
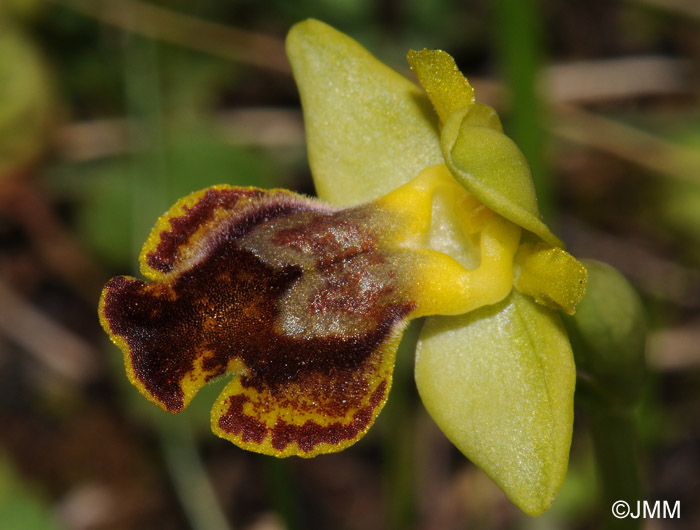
{"left": 493, "top": 0, "right": 552, "bottom": 221}
{"left": 122, "top": 24, "right": 168, "bottom": 259}
{"left": 122, "top": 17, "right": 233, "bottom": 530}
{"left": 564, "top": 260, "right": 647, "bottom": 528}
{"left": 578, "top": 381, "right": 643, "bottom": 530}
{"left": 157, "top": 419, "right": 233, "bottom": 530}
{"left": 381, "top": 321, "right": 420, "bottom": 530}
{"left": 261, "top": 457, "right": 304, "bottom": 530}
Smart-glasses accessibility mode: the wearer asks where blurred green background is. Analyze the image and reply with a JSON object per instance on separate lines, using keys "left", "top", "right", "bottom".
{"left": 1, "top": 0, "right": 699, "bottom": 529}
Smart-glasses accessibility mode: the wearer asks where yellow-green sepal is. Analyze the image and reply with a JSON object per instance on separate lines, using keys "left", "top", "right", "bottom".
{"left": 441, "top": 107, "right": 563, "bottom": 247}
{"left": 415, "top": 291, "right": 575, "bottom": 516}
{"left": 285, "top": 19, "right": 442, "bottom": 205}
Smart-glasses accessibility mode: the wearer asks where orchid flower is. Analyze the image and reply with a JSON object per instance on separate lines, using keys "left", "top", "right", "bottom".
{"left": 99, "top": 19, "right": 586, "bottom": 515}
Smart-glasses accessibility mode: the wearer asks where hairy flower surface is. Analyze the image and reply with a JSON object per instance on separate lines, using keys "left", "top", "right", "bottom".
{"left": 100, "top": 19, "right": 587, "bottom": 516}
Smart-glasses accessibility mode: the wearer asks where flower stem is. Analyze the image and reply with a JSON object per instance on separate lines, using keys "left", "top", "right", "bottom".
{"left": 261, "top": 457, "right": 304, "bottom": 530}
{"left": 577, "top": 380, "right": 643, "bottom": 530}
{"left": 122, "top": 21, "right": 233, "bottom": 530}
{"left": 493, "top": 0, "right": 552, "bottom": 221}
{"left": 381, "top": 322, "right": 420, "bottom": 530}
{"left": 157, "top": 418, "right": 234, "bottom": 530}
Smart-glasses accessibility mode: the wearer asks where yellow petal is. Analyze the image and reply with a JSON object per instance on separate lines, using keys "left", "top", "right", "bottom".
{"left": 372, "top": 165, "right": 520, "bottom": 316}
{"left": 405, "top": 45, "right": 562, "bottom": 247}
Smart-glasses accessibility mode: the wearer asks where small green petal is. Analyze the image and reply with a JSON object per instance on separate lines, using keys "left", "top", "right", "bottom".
{"left": 286, "top": 19, "right": 442, "bottom": 206}
{"left": 458, "top": 102, "right": 504, "bottom": 131}
{"left": 441, "top": 108, "right": 563, "bottom": 247}
{"left": 514, "top": 242, "right": 588, "bottom": 315}
{"left": 406, "top": 49, "right": 475, "bottom": 124}
{"left": 415, "top": 291, "right": 575, "bottom": 516}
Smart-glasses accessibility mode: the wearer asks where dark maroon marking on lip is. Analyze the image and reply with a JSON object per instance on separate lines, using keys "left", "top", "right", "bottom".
{"left": 216, "top": 394, "right": 268, "bottom": 445}
{"left": 269, "top": 379, "right": 389, "bottom": 452}
{"left": 217, "top": 380, "right": 389, "bottom": 453}
{"left": 102, "top": 225, "right": 303, "bottom": 412}
{"left": 101, "top": 192, "right": 415, "bottom": 428}
{"left": 146, "top": 187, "right": 266, "bottom": 274}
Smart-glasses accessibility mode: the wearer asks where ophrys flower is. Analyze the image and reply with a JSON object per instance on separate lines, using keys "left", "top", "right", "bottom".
{"left": 99, "top": 19, "right": 587, "bottom": 516}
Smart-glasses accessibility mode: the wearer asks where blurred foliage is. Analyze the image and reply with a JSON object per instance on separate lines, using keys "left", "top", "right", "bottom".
{"left": 0, "top": 0, "right": 699, "bottom": 529}
{"left": 0, "top": 17, "right": 54, "bottom": 179}
{"left": 49, "top": 126, "right": 279, "bottom": 268}
{"left": 0, "top": 455, "right": 63, "bottom": 530}
{"left": 648, "top": 122, "right": 700, "bottom": 265}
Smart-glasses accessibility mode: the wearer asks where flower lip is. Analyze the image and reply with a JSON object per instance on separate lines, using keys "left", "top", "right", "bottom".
{"left": 100, "top": 185, "right": 416, "bottom": 456}
{"left": 142, "top": 186, "right": 267, "bottom": 275}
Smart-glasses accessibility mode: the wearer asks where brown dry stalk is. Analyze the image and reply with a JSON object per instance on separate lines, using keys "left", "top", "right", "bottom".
{"left": 551, "top": 104, "right": 700, "bottom": 185}
{"left": 48, "top": 0, "right": 291, "bottom": 74}
{"left": 0, "top": 278, "right": 99, "bottom": 382}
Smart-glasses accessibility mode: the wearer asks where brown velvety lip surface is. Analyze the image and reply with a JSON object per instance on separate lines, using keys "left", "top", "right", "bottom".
{"left": 101, "top": 186, "right": 415, "bottom": 453}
